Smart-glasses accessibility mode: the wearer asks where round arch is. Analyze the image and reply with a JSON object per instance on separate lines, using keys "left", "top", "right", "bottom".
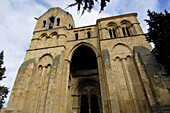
{"left": 67, "top": 42, "right": 100, "bottom": 62}
{"left": 38, "top": 53, "right": 53, "bottom": 67}
{"left": 66, "top": 43, "right": 103, "bottom": 113}
{"left": 72, "top": 78, "right": 100, "bottom": 94}
{"left": 112, "top": 43, "right": 132, "bottom": 59}
{"left": 120, "top": 19, "right": 132, "bottom": 25}
{"left": 112, "top": 43, "right": 132, "bottom": 50}
{"left": 70, "top": 45, "right": 98, "bottom": 75}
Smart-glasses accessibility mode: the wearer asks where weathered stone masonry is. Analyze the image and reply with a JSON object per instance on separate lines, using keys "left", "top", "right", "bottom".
{"left": 6, "top": 7, "right": 170, "bottom": 113}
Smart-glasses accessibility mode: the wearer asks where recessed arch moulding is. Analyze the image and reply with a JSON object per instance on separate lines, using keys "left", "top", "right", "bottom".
{"left": 66, "top": 44, "right": 105, "bottom": 113}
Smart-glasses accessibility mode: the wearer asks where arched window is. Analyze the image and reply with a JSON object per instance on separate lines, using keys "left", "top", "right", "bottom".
{"left": 109, "top": 29, "right": 113, "bottom": 38}
{"left": 122, "top": 27, "right": 126, "bottom": 36}
{"left": 126, "top": 26, "right": 130, "bottom": 36}
{"left": 112, "top": 28, "right": 116, "bottom": 38}
{"left": 107, "top": 22, "right": 117, "bottom": 38}
{"left": 57, "top": 18, "right": 60, "bottom": 26}
{"left": 43, "top": 20, "right": 46, "bottom": 27}
{"left": 121, "top": 20, "right": 134, "bottom": 37}
{"left": 75, "top": 33, "right": 78, "bottom": 40}
{"left": 87, "top": 31, "right": 91, "bottom": 38}
{"left": 49, "top": 17, "right": 55, "bottom": 29}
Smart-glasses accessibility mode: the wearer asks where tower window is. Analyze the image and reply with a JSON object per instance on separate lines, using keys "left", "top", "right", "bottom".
{"left": 49, "top": 17, "right": 55, "bottom": 29}
{"left": 57, "top": 18, "right": 60, "bottom": 26}
{"left": 75, "top": 33, "right": 78, "bottom": 40}
{"left": 109, "top": 29, "right": 113, "bottom": 38}
{"left": 87, "top": 31, "right": 91, "bottom": 38}
{"left": 43, "top": 20, "right": 46, "bottom": 27}
{"left": 69, "top": 24, "right": 73, "bottom": 29}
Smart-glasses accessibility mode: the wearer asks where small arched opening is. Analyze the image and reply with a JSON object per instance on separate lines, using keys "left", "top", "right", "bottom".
{"left": 49, "top": 16, "right": 55, "bottom": 29}
{"left": 43, "top": 20, "right": 46, "bottom": 27}
{"left": 121, "top": 20, "right": 134, "bottom": 37}
{"left": 75, "top": 33, "right": 78, "bottom": 40}
{"left": 122, "top": 27, "right": 126, "bottom": 36}
{"left": 87, "top": 31, "right": 91, "bottom": 38}
{"left": 57, "top": 18, "right": 60, "bottom": 26}
{"left": 107, "top": 22, "right": 118, "bottom": 38}
{"left": 109, "top": 29, "right": 113, "bottom": 38}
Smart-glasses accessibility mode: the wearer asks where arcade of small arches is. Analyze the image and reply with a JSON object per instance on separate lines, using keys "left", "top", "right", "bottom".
{"left": 37, "top": 32, "right": 68, "bottom": 41}
{"left": 39, "top": 32, "right": 58, "bottom": 40}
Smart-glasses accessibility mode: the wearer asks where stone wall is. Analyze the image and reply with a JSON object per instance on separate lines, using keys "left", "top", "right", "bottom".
{"left": 6, "top": 7, "right": 170, "bottom": 113}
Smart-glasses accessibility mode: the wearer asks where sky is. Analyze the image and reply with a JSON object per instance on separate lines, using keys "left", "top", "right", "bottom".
{"left": 0, "top": 0, "right": 170, "bottom": 106}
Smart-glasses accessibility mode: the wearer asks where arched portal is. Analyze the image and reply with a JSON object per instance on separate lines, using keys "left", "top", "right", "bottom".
{"left": 70, "top": 45, "right": 98, "bottom": 76}
{"left": 68, "top": 45, "right": 102, "bottom": 113}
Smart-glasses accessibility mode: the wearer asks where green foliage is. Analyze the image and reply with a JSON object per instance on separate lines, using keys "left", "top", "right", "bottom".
{"left": 145, "top": 10, "right": 170, "bottom": 75}
{"left": 0, "top": 51, "right": 9, "bottom": 109}
{"left": 67, "top": 0, "right": 110, "bottom": 15}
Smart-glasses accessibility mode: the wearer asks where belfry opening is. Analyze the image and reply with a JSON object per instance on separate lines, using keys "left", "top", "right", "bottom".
{"left": 68, "top": 45, "right": 102, "bottom": 113}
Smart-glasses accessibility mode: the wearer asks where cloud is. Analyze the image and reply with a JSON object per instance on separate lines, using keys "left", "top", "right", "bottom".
{"left": 34, "top": 0, "right": 52, "bottom": 9}
{"left": 0, "top": 0, "right": 48, "bottom": 106}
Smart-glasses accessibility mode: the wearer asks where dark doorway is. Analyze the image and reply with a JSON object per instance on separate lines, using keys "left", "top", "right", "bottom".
{"left": 80, "top": 95, "right": 89, "bottom": 113}
{"left": 91, "top": 94, "right": 100, "bottom": 113}
{"left": 70, "top": 45, "right": 98, "bottom": 76}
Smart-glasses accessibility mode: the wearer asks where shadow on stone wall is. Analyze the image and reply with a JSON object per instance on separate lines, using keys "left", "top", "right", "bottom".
{"left": 133, "top": 46, "right": 170, "bottom": 113}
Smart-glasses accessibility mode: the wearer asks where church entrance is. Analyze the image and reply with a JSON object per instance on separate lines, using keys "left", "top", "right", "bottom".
{"left": 80, "top": 92, "right": 100, "bottom": 113}
{"left": 68, "top": 45, "right": 102, "bottom": 113}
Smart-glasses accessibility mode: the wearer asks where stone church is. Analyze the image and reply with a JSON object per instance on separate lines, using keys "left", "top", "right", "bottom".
{"left": 6, "top": 7, "right": 170, "bottom": 113}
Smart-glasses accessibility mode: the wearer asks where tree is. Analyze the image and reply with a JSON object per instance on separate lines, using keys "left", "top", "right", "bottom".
{"left": 67, "top": 0, "right": 110, "bottom": 15}
{"left": 0, "top": 51, "right": 9, "bottom": 109}
{"left": 145, "top": 10, "right": 170, "bottom": 75}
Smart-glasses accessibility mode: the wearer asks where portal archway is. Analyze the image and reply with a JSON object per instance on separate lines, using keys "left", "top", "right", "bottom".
{"left": 67, "top": 45, "right": 102, "bottom": 113}
{"left": 70, "top": 45, "right": 98, "bottom": 76}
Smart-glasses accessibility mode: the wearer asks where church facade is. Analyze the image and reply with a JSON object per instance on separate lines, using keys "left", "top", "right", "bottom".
{"left": 6, "top": 7, "right": 170, "bottom": 113}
